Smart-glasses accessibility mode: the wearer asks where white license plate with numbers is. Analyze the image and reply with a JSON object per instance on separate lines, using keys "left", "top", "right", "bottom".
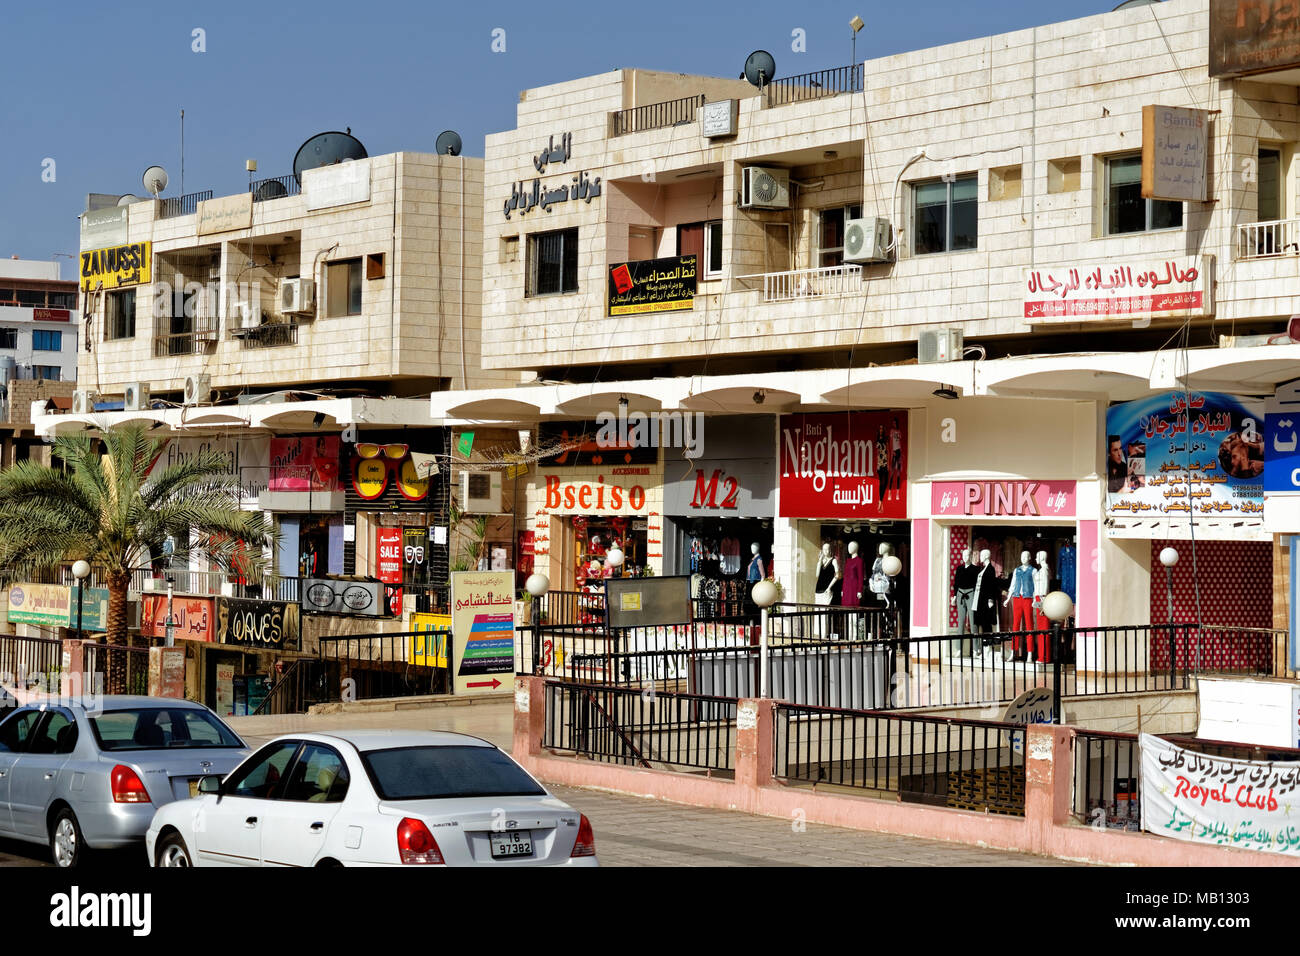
{"left": 490, "top": 831, "right": 532, "bottom": 858}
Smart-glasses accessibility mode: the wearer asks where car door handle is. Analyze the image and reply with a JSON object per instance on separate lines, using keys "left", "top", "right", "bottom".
{"left": 0, "top": 770, "right": 6, "bottom": 778}
{"left": 245, "top": 816, "right": 258, "bottom": 827}
{"left": 310, "top": 822, "right": 324, "bottom": 831}
{"left": 44, "top": 772, "right": 55, "bottom": 780}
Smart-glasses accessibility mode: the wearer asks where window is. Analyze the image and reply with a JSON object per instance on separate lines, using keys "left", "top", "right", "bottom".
{"left": 1258, "top": 147, "right": 1283, "bottom": 222}
{"left": 89, "top": 707, "right": 244, "bottom": 751}
{"left": 16, "top": 290, "right": 45, "bottom": 307}
{"left": 0, "top": 328, "right": 16, "bottom": 349}
{"left": 225, "top": 740, "right": 301, "bottom": 799}
{"left": 818, "top": 205, "right": 864, "bottom": 267}
{"left": 913, "top": 175, "right": 978, "bottom": 254}
{"left": 526, "top": 228, "right": 578, "bottom": 296}
{"left": 677, "top": 221, "right": 723, "bottom": 277}
{"left": 0, "top": 709, "right": 44, "bottom": 753}
{"left": 105, "top": 289, "right": 136, "bottom": 340}
{"left": 281, "top": 744, "right": 350, "bottom": 802}
{"left": 1106, "top": 154, "right": 1182, "bottom": 234}
{"left": 48, "top": 292, "right": 77, "bottom": 310}
{"left": 32, "top": 366, "right": 60, "bottom": 381}
{"left": 28, "top": 711, "right": 77, "bottom": 755}
{"left": 362, "top": 745, "right": 547, "bottom": 800}
{"left": 326, "top": 258, "right": 363, "bottom": 317}
{"left": 32, "top": 330, "right": 61, "bottom": 351}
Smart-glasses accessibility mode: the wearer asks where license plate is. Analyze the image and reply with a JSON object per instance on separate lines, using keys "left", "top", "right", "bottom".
{"left": 187, "top": 779, "right": 200, "bottom": 798}
{"left": 490, "top": 831, "right": 532, "bottom": 859}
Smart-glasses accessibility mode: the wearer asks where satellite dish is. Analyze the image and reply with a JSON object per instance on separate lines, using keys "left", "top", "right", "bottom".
{"left": 1113, "top": 0, "right": 1160, "bottom": 8}
{"left": 117, "top": 195, "right": 142, "bottom": 206}
{"left": 292, "top": 131, "right": 368, "bottom": 186}
{"left": 743, "top": 50, "right": 777, "bottom": 88}
{"left": 142, "top": 165, "right": 169, "bottom": 197}
{"left": 435, "top": 130, "right": 463, "bottom": 157}
{"left": 254, "top": 179, "right": 289, "bottom": 201}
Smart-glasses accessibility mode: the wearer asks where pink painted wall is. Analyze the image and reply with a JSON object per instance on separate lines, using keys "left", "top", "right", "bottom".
{"left": 911, "top": 519, "right": 929, "bottom": 629}
{"left": 1078, "top": 519, "right": 1098, "bottom": 628}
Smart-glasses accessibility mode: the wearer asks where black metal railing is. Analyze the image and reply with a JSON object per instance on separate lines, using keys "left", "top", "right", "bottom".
{"left": 768, "top": 603, "right": 898, "bottom": 642}
{"left": 0, "top": 634, "right": 62, "bottom": 689}
{"left": 1073, "top": 729, "right": 1141, "bottom": 829}
{"left": 152, "top": 329, "right": 218, "bottom": 357}
{"left": 773, "top": 702, "right": 1025, "bottom": 815}
{"left": 544, "top": 680, "right": 737, "bottom": 772}
{"left": 766, "top": 64, "right": 863, "bottom": 108}
{"left": 1162, "top": 733, "right": 1300, "bottom": 763}
{"left": 317, "top": 631, "right": 451, "bottom": 701}
{"left": 252, "top": 657, "right": 330, "bottom": 716}
{"left": 159, "top": 190, "right": 213, "bottom": 219}
{"left": 249, "top": 175, "right": 300, "bottom": 202}
{"left": 1179, "top": 624, "right": 1288, "bottom": 677}
{"left": 238, "top": 322, "right": 298, "bottom": 349}
{"left": 611, "top": 93, "right": 705, "bottom": 137}
{"left": 83, "top": 641, "right": 152, "bottom": 696}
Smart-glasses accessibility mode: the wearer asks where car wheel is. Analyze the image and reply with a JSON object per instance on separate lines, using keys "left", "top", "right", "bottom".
{"left": 50, "top": 809, "right": 84, "bottom": 869}
{"left": 156, "top": 832, "right": 193, "bottom": 868}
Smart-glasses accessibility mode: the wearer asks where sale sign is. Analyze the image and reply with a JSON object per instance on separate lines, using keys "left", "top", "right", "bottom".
{"left": 779, "top": 411, "right": 907, "bottom": 519}
{"left": 376, "top": 527, "right": 403, "bottom": 584}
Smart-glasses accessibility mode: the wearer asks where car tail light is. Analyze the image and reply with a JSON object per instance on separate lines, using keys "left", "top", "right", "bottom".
{"left": 110, "top": 765, "right": 151, "bottom": 804}
{"left": 570, "top": 814, "right": 596, "bottom": 858}
{"left": 397, "top": 817, "right": 444, "bottom": 865}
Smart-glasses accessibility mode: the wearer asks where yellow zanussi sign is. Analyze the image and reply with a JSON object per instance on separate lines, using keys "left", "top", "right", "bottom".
{"left": 80, "top": 241, "right": 151, "bottom": 291}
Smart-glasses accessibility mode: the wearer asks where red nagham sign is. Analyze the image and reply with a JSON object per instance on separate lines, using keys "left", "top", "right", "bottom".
{"left": 779, "top": 411, "right": 908, "bottom": 519}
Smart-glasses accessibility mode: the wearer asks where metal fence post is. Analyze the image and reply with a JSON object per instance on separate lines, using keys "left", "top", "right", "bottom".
{"left": 1051, "top": 622, "right": 1062, "bottom": 724}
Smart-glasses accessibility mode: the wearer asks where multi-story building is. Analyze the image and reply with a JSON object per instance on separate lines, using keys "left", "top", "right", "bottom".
{"left": 0, "top": 257, "right": 78, "bottom": 465}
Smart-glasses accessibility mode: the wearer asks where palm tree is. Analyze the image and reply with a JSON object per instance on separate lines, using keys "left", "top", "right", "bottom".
{"left": 0, "top": 422, "right": 278, "bottom": 693}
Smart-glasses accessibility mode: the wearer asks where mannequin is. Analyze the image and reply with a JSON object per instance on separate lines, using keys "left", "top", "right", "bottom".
{"left": 1032, "top": 550, "right": 1052, "bottom": 663}
{"left": 869, "top": 542, "right": 893, "bottom": 607}
{"left": 951, "top": 548, "right": 978, "bottom": 642}
{"left": 1004, "top": 550, "right": 1035, "bottom": 661}
{"left": 972, "top": 549, "right": 1001, "bottom": 641}
{"left": 841, "top": 541, "right": 865, "bottom": 607}
{"left": 747, "top": 542, "right": 765, "bottom": 583}
{"left": 814, "top": 543, "right": 840, "bottom": 606}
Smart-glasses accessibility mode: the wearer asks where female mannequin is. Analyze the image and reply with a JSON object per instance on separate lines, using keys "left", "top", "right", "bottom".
{"left": 814, "top": 543, "right": 839, "bottom": 606}
{"left": 841, "top": 541, "right": 865, "bottom": 607}
{"left": 747, "top": 542, "right": 765, "bottom": 583}
{"left": 869, "top": 542, "right": 893, "bottom": 607}
{"left": 1032, "top": 550, "right": 1052, "bottom": 663}
{"left": 1004, "top": 550, "right": 1034, "bottom": 660}
{"left": 951, "top": 548, "right": 978, "bottom": 637}
{"left": 972, "top": 549, "right": 1001, "bottom": 640}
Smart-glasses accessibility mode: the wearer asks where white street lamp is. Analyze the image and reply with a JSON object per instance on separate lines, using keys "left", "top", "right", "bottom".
{"left": 525, "top": 573, "right": 550, "bottom": 675}
{"left": 1041, "top": 590, "right": 1074, "bottom": 724}
{"left": 751, "top": 579, "right": 779, "bottom": 698}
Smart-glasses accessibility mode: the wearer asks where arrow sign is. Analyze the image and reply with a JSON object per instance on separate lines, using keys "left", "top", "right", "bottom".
{"left": 467, "top": 678, "right": 502, "bottom": 690}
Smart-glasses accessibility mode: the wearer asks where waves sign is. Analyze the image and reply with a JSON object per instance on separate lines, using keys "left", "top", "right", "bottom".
{"left": 216, "top": 597, "right": 300, "bottom": 649}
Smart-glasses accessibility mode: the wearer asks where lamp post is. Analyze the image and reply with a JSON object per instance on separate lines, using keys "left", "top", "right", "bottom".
{"left": 751, "top": 579, "right": 778, "bottom": 698}
{"left": 605, "top": 545, "right": 625, "bottom": 577}
{"left": 525, "top": 573, "right": 550, "bottom": 675}
{"left": 881, "top": 554, "right": 905, "bottom": 703}
{"left": 1158, "top": 546, "right": 1180, "bottom": 683}
{"left": 1042, "top": 590, "right": 1074, "bottom": 724}
{"left": 165, "top": 572, "right": 176, "bottom": 648}
{"left": 71, "top": 560, "right": 90, "bottom": 642}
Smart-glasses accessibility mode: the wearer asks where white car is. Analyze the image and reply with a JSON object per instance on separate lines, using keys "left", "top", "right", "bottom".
{"left": 145, "top": 730, "right": 597, "bottom": 867}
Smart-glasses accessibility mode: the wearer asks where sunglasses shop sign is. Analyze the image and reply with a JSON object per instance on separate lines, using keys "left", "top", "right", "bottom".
{"left": 303, "top": 579, "right": 396, "bottom": 617}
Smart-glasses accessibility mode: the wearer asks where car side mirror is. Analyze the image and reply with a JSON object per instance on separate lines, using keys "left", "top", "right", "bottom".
{"left": 198, "top": 774, "right": 222, "bottom": 795}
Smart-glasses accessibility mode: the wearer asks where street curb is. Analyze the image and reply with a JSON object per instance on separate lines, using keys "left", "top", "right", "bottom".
{"left": 306, "top": 691, "right": 513, "bottom": 715}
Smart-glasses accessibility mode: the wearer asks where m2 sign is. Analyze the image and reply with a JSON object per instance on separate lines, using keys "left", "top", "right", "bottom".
{"left": 779, "top": 411, "right": 907, "bottom": 519}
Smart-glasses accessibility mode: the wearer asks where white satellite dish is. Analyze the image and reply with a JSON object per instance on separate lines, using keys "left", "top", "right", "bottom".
{"left": 117, "top": 195, "right": 142, "bottom": 206}
{"left": 142, "top": 165, "right": 169, "bottom": 197}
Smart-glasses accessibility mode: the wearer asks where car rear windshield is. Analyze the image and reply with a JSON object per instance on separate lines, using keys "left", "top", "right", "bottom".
{"left": 89, "top": 708, "right": 244, "bottom": 751}
{"left": 362, "top": 745, "right": 546, "bottom": 801}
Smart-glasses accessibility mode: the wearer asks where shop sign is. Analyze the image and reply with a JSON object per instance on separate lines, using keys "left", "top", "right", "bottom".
{"left": 196, "top": 192, "right": 252, "bottom": 236}
{"left": 1210, "top": 0, "right": 1300, "bottom": 78}
{"left": 32, "top": 308, "right": 71, "bottom": 322}
{"left": 532, "top": 512, "right": 551, "bottom": 558}
{"left": 1105, "top": 392, "right": 1263, "bottom": 518}
{"left": 403, "top": 527, "right": 428, "bottom": 572}
{"left": 140, "top": 594, "right": 214, "bottom": 642}
{"left": 80, "top": 205, "right": 128, "bottom": 249}
{"left": 7, "top": 583, "right": 72, "bottom": 628}
{"left": 376, "top": 528, "right": 403, "bottom": 584}
{"left": 931, "top": 480, "right": 1076, "bottom": 518}
{"left": 69, "top": 587, "right": 109, "bottom": 632}
{"left": 79, "top": 241, "right": 151, "bottom": 291}
{"left": 410, "top": 612, "right": 451, "bottom": 668}
{"left": 647, "top": 512, "right": 663, "bottom": 560}
{"left": 351, "top": 447, "right": 429, "bottom": 501}
{"left": 1265, "top": 381, "right": 1300, "bottom": 493}
{"left": 215, "top": 664, "right": 235, "bottom": 717}
{"left": 778, "top": 411, "right": 907, "bottom": 520}
{"left": 1023, "top": 257, "right": 1213, "bottom": 323}
{"left": 539, "top": 420, "right": 659, "bottom": 467}
{"left": 216, "top": 597, "right": 299, "bottom": 649}
{"left": 1140, "top": 733, "right": 1300, "bottom": 854}
{"left": 664, "top": 459, "right": 776, "bottom": 518}
{"left": 450, "top": 571, "right": 515, "bottom": 694}
{"left": 543, "top": 474, "right": 650, "bottom": 514}
{"left": 608, "top": 255, "right": 696, "bottom": 316}
{"left": 149, "top": 435, "right": 270, "bottom": 508}
{"left": 270, "top": 436, "right": 340, "bottom": 492}
{"left": 302, "top": 579, "right": 387, "bottom": 616}
{"left": 1142, "top": 106, "right": 1208, "bottom": 203}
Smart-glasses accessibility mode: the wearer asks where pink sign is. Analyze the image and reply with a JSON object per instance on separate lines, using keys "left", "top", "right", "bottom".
{"left": 931, "top": 480, "right": 1076, "bottom": 518}
{"left": 1023, "top": 258, "right": 1211, "bottom": 323}
{"left": 269, "top": 436, "right": 340, "bottom": 492}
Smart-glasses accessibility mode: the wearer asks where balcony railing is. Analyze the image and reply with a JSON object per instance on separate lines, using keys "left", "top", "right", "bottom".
{"left": 152, "top": 329, "right": 219, "bottom": 357}
{"left": 611, "top": 93, "right": 705, "bottom": 137}
{"left": 737, "top": 263, "right": 863, "bottom": 303}
{"left": 158, "top": 190, "right": 213, "bottom": 220}
{"left": 234, "top": 321, "right": 298, "bottom": 349}
{"left": 1236, "top": 217, "right": 1300, "bottom": 259}
{"left": 766, "top": 64, "right": 863, "bottom": 108}
{"left": 249, "top": 174, "right": 300, "bottom": 202}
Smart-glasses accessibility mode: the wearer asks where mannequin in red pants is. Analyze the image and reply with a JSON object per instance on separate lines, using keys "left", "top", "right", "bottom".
{"left": 1032, "top": 550, "right": 1051, "bottom": 662}
{"left": 1002, "top": 551, "right": 1035, "bottom": 660}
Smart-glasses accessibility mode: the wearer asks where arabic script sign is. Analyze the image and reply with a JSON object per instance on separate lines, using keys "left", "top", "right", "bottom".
{"left": 779, "top": 411, "right": 907, "bottom": 520}
{"left": 608, "top": 255, "right": 697, "bottom": 316}
{"left": 1210, "top": 0, "right": 1300, "bottom": 77}
{"left": 450, "top": 571, "right": 515, "bottom": 695}
{"left": 1142, "top": 105, "right": 1208, "bottom": 202}
{"left": 1140, "top": 733, "right": 1300, "bottom": 854}
{"left": 1023, "top": 257, "right": 1213, "bottom": 323}
{"left": 1105, "top": 392, "right": 1264, "bottom": 519}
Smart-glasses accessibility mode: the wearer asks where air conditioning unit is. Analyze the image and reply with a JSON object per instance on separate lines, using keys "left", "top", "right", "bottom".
{"left": 459, "top": 470, "right": 505, "bottom": 514}
{"left": 124, "top": 382, "right": 151, "bottom": 411}
{"left": 740, "top": 166, "right": 790, "bottom": 210}
{"left": 843, "top": 217, "right": 893, "bottom": 263}
{"left": 918, "top": 328, "right": 964, "bottom": 364}
{"left": 183, "top": 374, "right": 211, "bottom": 406}
{"left": 279, "top": 277, "right": 316, "bottom": 315}
{"left": 72, "top": 390, "right": 98, "bottom": 415}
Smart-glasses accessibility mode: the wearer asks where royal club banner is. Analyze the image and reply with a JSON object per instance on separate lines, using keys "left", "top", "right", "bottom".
{"left": 779, "top": 411, "right": 908, "bottom": 519}
{"left": 1140, "top": 733, "right": 1300, "bottom": 854}
{"left": 1105, "top": 391, "right": 1264, "bottom": 519}
{"left": 450, "top": 571, "right": 515, "bottom": 695}
{"left": 608, "top": 255, "right": 697, "bottom": 316}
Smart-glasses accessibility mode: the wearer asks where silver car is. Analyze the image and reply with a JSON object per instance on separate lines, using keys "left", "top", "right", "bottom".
{"left": 0, "top": 696, "right": 249, "bottom": 867}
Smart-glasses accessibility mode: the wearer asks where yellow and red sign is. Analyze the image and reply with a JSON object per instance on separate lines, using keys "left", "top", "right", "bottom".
{"left": 80, "top": 241, "right": 151, "bottom": 291}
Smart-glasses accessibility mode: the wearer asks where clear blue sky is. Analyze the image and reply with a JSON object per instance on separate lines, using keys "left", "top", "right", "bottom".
{"left": 2, "top": 0, "right": 1116, "bottom": 264}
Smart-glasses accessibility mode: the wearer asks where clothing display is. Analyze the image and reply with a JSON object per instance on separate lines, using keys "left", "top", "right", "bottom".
{"left": 1057, "top": 545, "right": 1077, "bottom": 603}
{"left": 720, "top": 537, "right": 741, "bottom": 575}
{"left": 972, "top": 563, "right": 1002, "bottom": 632}
{"left": 747, "top": 553, "right": 765, "bottom": 582}
{"left": 814, "top": 556, "right": 838, "bottom": 605}
{"left": 952, "top": 561, "right": 979, "bottom": 634}
{"left": 841, "top": 554, "right": 865, "bottom": 607}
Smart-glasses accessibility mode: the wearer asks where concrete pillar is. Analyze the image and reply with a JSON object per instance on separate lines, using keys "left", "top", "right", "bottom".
{"left": 734, "top": 698, "right": 776, "bottom": 807}
{"left": 148, "top": 645, "right": 186, "bottom": 699}
{"left": 1024, "top": 723, "right": 1075, "bottom": 854}
{"left": 59, "top": 638, "right": 87, "bottom": 699}
{"left": 513, "top": 675, "right": 547, "bottom": 759}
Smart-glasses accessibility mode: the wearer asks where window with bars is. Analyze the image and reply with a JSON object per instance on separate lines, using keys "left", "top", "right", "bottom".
{"left": 526, "top": 228, "right": 579, "bottom": 296}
